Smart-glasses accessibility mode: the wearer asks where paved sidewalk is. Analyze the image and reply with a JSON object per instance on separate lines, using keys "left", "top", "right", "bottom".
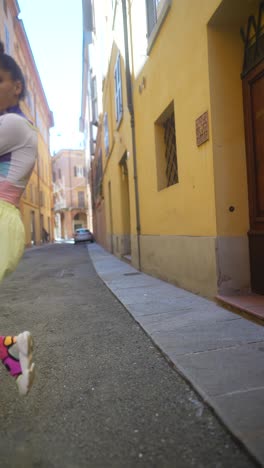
{"left": 88, "top": 243, "right": 264, "bottom": 467}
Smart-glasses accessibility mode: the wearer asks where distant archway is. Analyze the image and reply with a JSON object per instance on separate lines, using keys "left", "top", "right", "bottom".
{"left": 73, "top": 212, "right": 87, "bottom": 231}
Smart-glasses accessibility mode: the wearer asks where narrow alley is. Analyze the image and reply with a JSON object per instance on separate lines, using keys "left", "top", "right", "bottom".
{"left": 0, "top": 244, "right": 257, "bottom": 468}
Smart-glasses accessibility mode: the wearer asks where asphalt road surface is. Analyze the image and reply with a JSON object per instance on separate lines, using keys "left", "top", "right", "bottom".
{"left": 0, "top": 243, "right": 258, "bottom": 468}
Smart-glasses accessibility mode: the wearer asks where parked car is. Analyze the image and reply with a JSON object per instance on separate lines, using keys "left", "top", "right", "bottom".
{"left": 74, "top": 228, "right": 94, "bottom": 244}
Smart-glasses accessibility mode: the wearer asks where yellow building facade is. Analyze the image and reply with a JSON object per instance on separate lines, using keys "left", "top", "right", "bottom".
{"left": 86, "top": 0, "right": 264, "bottom": 298}
{"left": 102, "top": 40, "right": 135, "bottom": 259}
{"left": 0, "top": 1, "right": 54, "bottom": 246}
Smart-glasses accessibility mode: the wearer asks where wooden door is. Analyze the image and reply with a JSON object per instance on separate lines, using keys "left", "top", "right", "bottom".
{"left": 243, "top": 61, "right": 264, "bottom": 294}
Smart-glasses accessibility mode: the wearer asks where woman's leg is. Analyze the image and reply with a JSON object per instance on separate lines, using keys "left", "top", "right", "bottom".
{"left": 0, "top": 332, "right": 35, "bottom": 395}
{"left": 0, "top": 201, "right": 35, "bottom": 395}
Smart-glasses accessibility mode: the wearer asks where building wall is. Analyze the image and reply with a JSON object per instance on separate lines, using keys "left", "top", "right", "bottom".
{"left": 132, "top": 1, "right": 219, "bottom": 237}
{"left": 102, "top": 38, "right": 135, "bottom": 257}
{"left": 83, "top": 0, "right": 261, "bottom": 298}
{"left": 0, "top": 0, "right": 54, "bottom": 246}
{"left": 91, "top": 120, "right": 107, "bottom": 248}
{"left": 52, "top": 149, "right": 89, "bottom": 239}
{"left": 206, "top": 0, "right": 260, "bottom": 294}
{"left": 126, "top": 0, "right": 219, "bottom": 295}
{"left": 129, "top": 0, "right": 256, "bottom": 296}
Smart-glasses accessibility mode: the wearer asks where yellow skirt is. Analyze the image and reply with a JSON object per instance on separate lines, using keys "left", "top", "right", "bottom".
{"left": 0, "top": 199, "right": 25, "bottom": 283}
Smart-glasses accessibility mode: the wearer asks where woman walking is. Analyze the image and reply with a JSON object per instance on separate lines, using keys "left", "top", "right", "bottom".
{"left": 0, "top": 41, "right": 37, "bottom": 395}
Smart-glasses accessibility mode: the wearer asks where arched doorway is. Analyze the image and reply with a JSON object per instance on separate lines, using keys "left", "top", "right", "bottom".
{"left": 73, "top": 212, "right": 87, "bottom": 231}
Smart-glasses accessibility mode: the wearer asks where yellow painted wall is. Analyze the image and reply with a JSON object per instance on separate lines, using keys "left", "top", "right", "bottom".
{"left": 38, "top": 130, "right": 53, "bottom": 238}
{"left": 207, "top": 0, "right": 261, "bottom": 237}
{"left": 102, "top": 42, "right": 136, "bottom": 244}
{"left": 20, "top": 105, "right": 53, "bottom": 245}
{"left": 20, "top": 169, "right": 41, "bottom": 246}
{"left": 132, "top": 0, "right": 225, "bottom": 238}
{"left": 96, "top": 0, "right": 260, "bottom": 295}
{"left": 208, "top": 27, "right": 249, "bottom": 237}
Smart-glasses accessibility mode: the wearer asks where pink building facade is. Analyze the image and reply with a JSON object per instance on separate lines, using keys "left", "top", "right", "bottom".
{"left": 52, "top": 149, "right": 89, "bottom": 240}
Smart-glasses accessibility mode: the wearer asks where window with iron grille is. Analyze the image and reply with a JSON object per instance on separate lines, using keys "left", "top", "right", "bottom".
{"left": 164, "top": 113, "right": 178, "bottom": 186}
{"left": 114, "top": 54, "right": 123, "bottom": 125}
{"left": 155, "top": 102, "right": 178, "bottom": 190}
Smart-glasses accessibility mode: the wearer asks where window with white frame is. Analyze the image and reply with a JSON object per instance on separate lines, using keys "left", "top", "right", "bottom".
{"left": 114, "top": 54, "right": 123, "bottom": 125}
{"left": 74, "top": 166, "right": 85, "bottom": 177}
{"left": 145, "top": 0, "right": 171, "bottom": 49}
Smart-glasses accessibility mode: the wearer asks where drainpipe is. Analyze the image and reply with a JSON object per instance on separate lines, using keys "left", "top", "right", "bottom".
{"left": 121, "top": 0, "right": 142, "bottom": 271}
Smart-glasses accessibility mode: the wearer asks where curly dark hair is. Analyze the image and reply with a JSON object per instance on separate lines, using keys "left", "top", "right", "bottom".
{"left": 0, "top": 41, "right": 26, "bottom": 100}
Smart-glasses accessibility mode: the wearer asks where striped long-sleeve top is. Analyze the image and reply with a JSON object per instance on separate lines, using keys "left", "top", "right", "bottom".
{"left": 0, "top": 105, "right": 38, "bottom": 207}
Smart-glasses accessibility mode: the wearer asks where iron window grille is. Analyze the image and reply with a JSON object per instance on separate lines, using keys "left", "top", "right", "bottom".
{"left": 241, "top": 2, "right": 264, "bottom": 77}
{"left": 164, "top": 113, "right": 178, "bottom": 187}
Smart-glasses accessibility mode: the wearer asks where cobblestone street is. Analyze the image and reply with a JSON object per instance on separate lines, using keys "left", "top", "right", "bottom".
{"left": 0, "top": 244, "right": 258, "bottom": 468}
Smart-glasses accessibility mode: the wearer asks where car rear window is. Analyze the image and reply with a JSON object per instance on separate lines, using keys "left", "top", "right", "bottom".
{"left": 77, "top": 229, "right": 89, "bottom": 233}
